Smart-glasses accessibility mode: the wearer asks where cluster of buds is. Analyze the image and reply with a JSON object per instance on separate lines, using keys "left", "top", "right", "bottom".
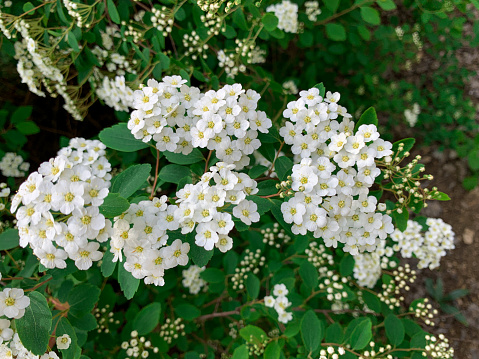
{"left": 123, "top": 22, "right": 142, "bottom": 43}
{"left": 378, "top": 264, "right": 416, "bottom": 309}
{"left": 151, "top": 6, "right": 174, "bottom": 37}
{"left": 202, "top": 14, "right": 223, "bottom": 36}
{"left": 275, "top": 178, "right": 294, "bottom": 198}
{"left": 319, "top": 346, "right": 346, "bottom": 359}
{"left": 319, "top": 271, "right": 349, "bottom": 302}
{"left": 183, "top": 30, "right": 209, "bottom": 60}
{"left": 159, "top": 318, "right": 186, "bottom": 344}
{"left": 121, "top": 331, "right": 159, "bottom": 358}
{"left": 261, "top": 223, "right": 291, "bottom": 248}
{"left": 228, "top": 319, "right": 244, "bottom": 339}
{"left": 95, "top": 304, "right": 120, "bottom": 334}
{"left": 245, "top": 332, "right": 268, "bottom": 356}
{"left": 410, "top": 298, "right": 438, "bottom": 326}
{"left": 231, "top": 249, "right": 265, "bottom": 290}
{"left": 424, "top": 334, "right": 454, "bottom": 358}
{"left": 305, "top": 242, "right": 335, "bottom": 277}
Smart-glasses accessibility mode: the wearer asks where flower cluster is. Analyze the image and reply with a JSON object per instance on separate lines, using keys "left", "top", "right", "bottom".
{"left": 266, "top": 0, "right": 299, "bottom": 33}
{"left": 182, "top": 265, "right": 207, "bottom": 294}
{"left": 264, "top": 284, "right": 293, "bottom": 324}
{"left": 0, "top": 153, "right": 29, "bottom": 178}
{"left": 13, "top": 138, "right": 112, "bottom": 271}
{"left": 159, "top": 318, "right": 185, "bottom": 344}
{"left": 261, "top": 223, "right": 291, "bottom": 248}
{"left": 11, "top": 21, "right": 83, "bottom": 120}
{"left": 111, "top": 198, "right": 190, "bottom": 286}
{"left": 121, "top": 331, "right": 159, "bottom": 358}
{"left": 95, "top": 75, "right": 134, "bottom": 112}
{"left": 353, "top": 238, "right": 395, "bottom": 288}
{"left": 404, "top": 103, "right": 421, "bottom": 127}
{"left": 279, "top": 88, "right": 395, "bottom": 254}
{"left": 391, "top": 218, "right": 454, "bottom": 269}
{"left": 129, "top": 76, "right": 272, "bottom": 170}
{"left": 304, "top": 1, "right": 321, "bottom": 22}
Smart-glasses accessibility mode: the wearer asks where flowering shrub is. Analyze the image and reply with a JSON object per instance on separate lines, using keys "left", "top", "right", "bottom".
{"left": 0, "top": 76, "right": 457, "bottom": 359}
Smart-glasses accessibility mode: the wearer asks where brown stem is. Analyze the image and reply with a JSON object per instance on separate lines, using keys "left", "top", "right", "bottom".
{"left": 267, "top": 141, "right": 285, "bottom": 177}
{"left": 25, "top": 277, "right": 52, "bottom": 292}
{"left": 260, "top": 193, "right": 281, "bottom": 199}
{"left": 204, "top": 150, "right": 213, "bottom": 173}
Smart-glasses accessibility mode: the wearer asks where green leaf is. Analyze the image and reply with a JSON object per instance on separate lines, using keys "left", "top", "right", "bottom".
{"left": 175, "top": 303, "right": 201, "bottom": 320}
{"left": 325, "top": 322, "right": 344, "bottom": 343}
{"left": 275, "top": 157, "right": 293, "bottom": 181}
{"left": 246, "top": 273, "right": 260, "bottom": 299}
{"left": 362, "top": 291, "right": 381, "bottom": 312}
{"left": 200, "top": 268, "right": 225, "bottom": 283}
{"left": 133, "top": 303, "right": 162, "bottom": 335}
{"left": 23, "top": 2, "right": 34, "bottom": 12}
{"left": 430, "top": 191, "right": 450, "bottom": 201}
{"left": 376, "top": 0, "right": 397, "bottom": 10}
{"left": 263, "top": 341, "right": 280, "bottom": 359}
{"left": 325, "top": 23, "right": 347, "bottom": 41}
{"left": 15, "top": 121, "right": 40, "bottom": 135}
{"left": 101, "top": 243, "right": 117, "bottom": 277}
{"left": 107, "top": 0, "right": 121, "bottom": 24}
{"left": 11, "top": 106, "right": 32, "bottom": 124}
{"left": 392, "top": 138, "right": 415, "bottom": 158}
{"left": 299, "top": 261, "right": 318, "bottom": 289}
{"left": 164, "top": 149, "right": 204, "bottom": 164}
{"left": 324, "top": 0, "right": 340, "bottom": 13}
{"left": 463, "top": 176, "right": 478, "bottom": 190}
{"left": 392, "top": 209, "right": 409, "bottom": 232}
{"left": 249, "top": 165, "right": 268, "bottom": 179}
{"left": 348, "top": 318, "right": 372, "bottom": 350}
{"left": 339, "top": 254, "right": 355, "bottom": 276}
{"left": 189, "top": 243, "right": 214, "bottom": 267}
{"left": 385, "top": 315, "right": 405, "bottom": 346}
{"left": 233, "top": 9, "right": 248, "bottom": 30}
{"left": 16, "top": 292, "right": 52, "bottom": 355}
{"left": 67, "top": 31, "right": 79, "bottom": 52}
{"left": 314, "top": 83, "right": 326, "bottom": 98}
{"left": 360, "top": 7, "right": 381, "bottom": 25}
{"left": 111, "top": 164, "right": 151, "bottom": 198}
{"left": 99, "top": 193, "right": 130, "bottom": 218}
{"left": 301, "top": 310, "right": 323, "bottom": 352}
{"left": 444, "top": 288, "right": 469, "bottom": 301}
{"left": 262, "top": 13, "right": 279, "bottom": 32}
{"left": 99, "top": 123, "right": 149, "bottom": 152}
{"left": 55, "top": 317, "right": 78, "bottom": 359}
{"left": 240, "top": 325, "right": 267, "bottom": 346}
{"left": 68, "top": 284, "right": 101, "bottom": 316}
{"left": 118, "top": 261, "right": 140, "bottom": 299}
{"left": 158, "top": 164, "right": 192, "bottom": 184}
{"left": 68, "top": 312, "right": 97, "bottom": 331}
{"left": 0, "top": 228, "right": 19, "bottom": 250}
{"left": 232, "top": 344, "right": 249, "bottom": 359}
{"left": 354, "top": 107, "right": 378, "bottom": 132}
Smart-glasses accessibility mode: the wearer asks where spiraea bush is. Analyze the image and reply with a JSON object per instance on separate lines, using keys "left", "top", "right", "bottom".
{"left": 0, "top": 0, "right": 469, "bottom": 358}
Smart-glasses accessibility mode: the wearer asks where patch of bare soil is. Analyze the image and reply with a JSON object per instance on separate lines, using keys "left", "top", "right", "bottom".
{"left": 414, "top": 147, "right": 479, "bottom": 358}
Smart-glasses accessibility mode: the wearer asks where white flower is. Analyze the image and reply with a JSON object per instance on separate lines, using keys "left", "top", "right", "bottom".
{"left": 70, "top": 242, "right": 103, "bottom": 270}
{"left": 273, "top": 283, "right": 289, "bottom": 297}
{"left": 0, "top": 288, "right": 30, "bottom": 319}
{"left": 215, "top": 234, "right": 233, "bottom": 253}
{"left": 35, "top": 242, "right": 68, "bottom": 269}
{"left": 0, "top": 319, "right": 13, "bottom": 343}
{"left": 41, "top": 352, "right": 60, "bottom": 359}
{"left": 264, "top": 296, "right": 275, "bottom": 307}
{"left": 56, "top": 334, "right": 72, "bottom": 350}
{"left": 232, "top": 200, "right": 259, "bottom": 225}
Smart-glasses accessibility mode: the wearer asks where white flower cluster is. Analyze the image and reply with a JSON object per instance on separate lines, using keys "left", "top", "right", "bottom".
{"left": 96, "top": 75, "right": 134, "bottom": 112}
{"left": 353, "top": 238, "right": 396, "bottom": 288}
{"left": 13, "top": 138, "right": 112, "bottom": 271}
{"left": 264, "top": 284, "right": 293, "bottom": 324}
{"left": 182, "top": 30, "right": 209, "bottom": 61}
{"left": 282, "top": 80, "right": 298, "bottom": 95}
{"left": 90, "top": 46, "right": 137, "bottom": 76}
{"left": 121, "top": 330, "right": 158, "bottom": 359}
{"left": 11, "top": 21, "right": 83, "bottom": 120}
{"left": 182, "top": 265, "right": 207, "bottom": 294}
{"left": 304, "top": 1, "right": 321, "bottom": 22}
{"left": 404, "top": 103, "right": 421, "bottom": 127}
{"left": 111, "top": 198, "right": 190, "bottom": 286}
{"left": 0, "top": 333, "right": 62, "bottom": 359}
{"left": 231, "top": 248, "right": 265, "bottom": 290}
{"left": 279, "top": 87, "right": 395, "bottom": 255}
{"left": 0, "top": 153, "right": 29, "bottom": 178}
{"left": 266, "top": 0, "right": 299, "bottom": 34}
{"left": 391, "top": 218, "right": 454, "bottom": 270}
{"left": 0, "top": 183, "right": 10, "bottom": 198}
{"left": 129, "top": 76, "right": 272, "bottom": 170}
